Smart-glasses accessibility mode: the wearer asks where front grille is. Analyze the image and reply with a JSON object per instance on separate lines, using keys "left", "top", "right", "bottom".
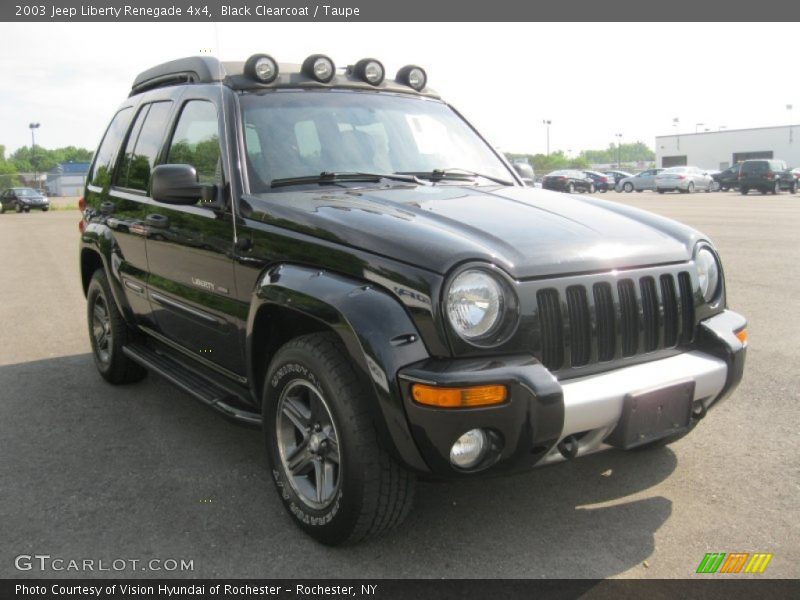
{"left": 535, "top": 268, "right": 696, "bottom": 372}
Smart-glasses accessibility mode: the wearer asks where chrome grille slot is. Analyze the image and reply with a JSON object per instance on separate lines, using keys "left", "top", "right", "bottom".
{"left": 566, "top": 285, "right": 590, "bottom": 367}
{"left": 537, "top": 288, "right": 564, "bottom": 370}
{"left": 617, "top": 279, "right": 638, "bottom": 357}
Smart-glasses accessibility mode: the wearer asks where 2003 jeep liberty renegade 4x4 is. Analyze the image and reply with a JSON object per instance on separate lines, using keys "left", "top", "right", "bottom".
{"left": 79, "top": 54, "right": 747, "bottom": 545}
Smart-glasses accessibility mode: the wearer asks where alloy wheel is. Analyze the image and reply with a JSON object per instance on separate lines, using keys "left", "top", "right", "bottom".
{"left": 91, "top": 294, "right": 113, "bottom": 365}
{"left": 276, "top": 379, "right": 341, "bottom": 509}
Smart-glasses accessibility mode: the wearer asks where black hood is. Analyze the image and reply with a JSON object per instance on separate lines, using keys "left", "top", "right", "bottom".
{"left": 245, "top": 185, "right": 707, "bottom": 279}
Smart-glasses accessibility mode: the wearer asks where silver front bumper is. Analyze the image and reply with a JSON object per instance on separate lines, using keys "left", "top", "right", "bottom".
{"left": 540, "top": 350, "right": 727, "bottom": 464}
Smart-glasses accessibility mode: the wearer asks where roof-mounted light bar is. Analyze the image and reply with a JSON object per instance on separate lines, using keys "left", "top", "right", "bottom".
{"left": 238, "top": 54, "right": 429, "bottom": 92}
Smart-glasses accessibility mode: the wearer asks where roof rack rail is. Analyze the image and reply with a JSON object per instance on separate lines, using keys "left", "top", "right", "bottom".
{"left": 130, "top": 56, "right": 226, "bottom": 96}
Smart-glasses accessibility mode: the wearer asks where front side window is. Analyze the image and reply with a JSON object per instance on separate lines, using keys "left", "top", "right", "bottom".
{"left": 117, "top": 102, "right": 173, "bottom": 191}
{"left": 167, "top": 101, "right": 222, "bottom": 185}
{"left": 239, "top": 91, "right": 512, "bottom": 192}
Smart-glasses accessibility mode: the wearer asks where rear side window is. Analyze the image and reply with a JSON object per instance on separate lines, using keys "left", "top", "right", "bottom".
{"left": 117, "top": 101, "right": 173, "bottom": 191}
{"left": 88, "top": 107, "right": 133, "bottom": 188}
{"left": 743, "top": 161, "right": 767, "bottom": 174}
{"left": 167, "top": 101, "right": 222, "bottom": 185}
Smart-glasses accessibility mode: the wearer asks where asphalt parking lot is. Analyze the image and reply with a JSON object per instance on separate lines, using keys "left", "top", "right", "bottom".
{"left": 1, "top": 191, "right": 798, "bottom": 579}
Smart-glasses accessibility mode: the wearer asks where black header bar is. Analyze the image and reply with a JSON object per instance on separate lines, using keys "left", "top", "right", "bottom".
{"left": 3, "top": 0, "right": 800, "bottom": 22}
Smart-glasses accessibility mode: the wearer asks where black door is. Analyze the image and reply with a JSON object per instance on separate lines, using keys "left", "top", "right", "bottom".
{"left": 144, "top": 96, "right": 246, "bottom": 378}
{"left": 102, "top": 101, "right": 175, "bottom": 329}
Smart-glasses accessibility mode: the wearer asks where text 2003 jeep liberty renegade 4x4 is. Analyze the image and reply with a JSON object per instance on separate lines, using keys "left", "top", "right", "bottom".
{"left": 79, "top": 54, "right": 747, "bottom": 545}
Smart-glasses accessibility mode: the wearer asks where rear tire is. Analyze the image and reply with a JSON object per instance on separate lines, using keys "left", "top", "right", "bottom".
{"left": 264, "top": 332, "right": 415, "bottom": 546}
{"left": 86, "top": 270, "right": 147, "bottom": 385}
{"left": 687, "top": 182, "right": 695, "bottom": 194}
{"left": 623, "top": 182, "right": 633, "bottom": 193}
{"left": 588, "top": 183, "right": 596, "bottom": 194}
{"left": 567, "top": 182, "right": 575, "bottom": 194}
{"left": 740, "top": 187, "right": 749, "bottom": 195}
{"left": 773, "top": 182, "right": 781, "bottom": 195}
{"left": 15, "top": 203, "right": 22, "bottom": 213}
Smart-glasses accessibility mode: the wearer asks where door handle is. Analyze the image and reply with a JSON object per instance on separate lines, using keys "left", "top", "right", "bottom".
{"left": 145, "top": 214, "right": 169, "bottom": 228}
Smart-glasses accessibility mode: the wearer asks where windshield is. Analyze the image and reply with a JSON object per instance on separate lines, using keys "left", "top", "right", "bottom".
{"left": 662, "top": 167, "right": 687, "bottom": 174}
{"left": 15, "top": 188, "right": 41, "bottom": 197}
{"left": 239, "top": 91, "right": 512, "bottom": 192}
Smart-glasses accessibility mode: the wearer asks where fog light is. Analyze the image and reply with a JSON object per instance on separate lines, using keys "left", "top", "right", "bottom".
{"left": 450, "top": 429, "right": 488, "bottom": 469}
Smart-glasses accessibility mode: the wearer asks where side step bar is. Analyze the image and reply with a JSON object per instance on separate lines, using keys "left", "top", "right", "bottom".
{"left": 123, "top": 344, "right": 262, "bottom": 427}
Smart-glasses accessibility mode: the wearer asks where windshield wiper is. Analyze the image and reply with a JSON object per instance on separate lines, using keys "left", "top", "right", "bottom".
{"left": 397, "top": 168, "right": 513, "bottom": 186}
{"left": 270, "top": 171, "right": 425, "bottom": 188}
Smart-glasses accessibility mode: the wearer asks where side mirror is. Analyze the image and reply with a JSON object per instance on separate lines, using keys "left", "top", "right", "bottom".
{"left": 151, "top": 164, "right": 216, "bottom": 205}
{"left": 512, "top": 163, "right": 535, "bottom": 186}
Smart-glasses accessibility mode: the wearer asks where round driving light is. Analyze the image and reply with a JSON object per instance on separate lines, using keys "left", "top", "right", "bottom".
{"left": 396, "top": 65, "right": 427, "bottom": 91}
{"left": 696, "top": 247, "right": 721, "bottom": 302}
{"left": 446, "top": 269, "right": 505, "bottom": 340}
{"left": 353, "top": 58, "right": 385, "bottom": 85}
{"left": 450, "top": 429, "right": 488, "bottom": 469}
{"left": 244, "top": 54, "right": 279, "bottom": 83}
{"left": 302, "top": 54, "right": 335, "bottom": 83}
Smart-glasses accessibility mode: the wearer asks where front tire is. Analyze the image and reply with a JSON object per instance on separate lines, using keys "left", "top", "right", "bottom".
{"left": 623, "top": 182, "right": 633, "bottom": 193}
{"left": 86, "top": 270, "right": 147, "bottom": 384}
{"left": 264, "top": 333, "right": 415, "bottom": 546}
{"left": 567, "top": 182, "right": 575, "bottom": 193}
{"left": 773, "top": 182, "right": 781, "bottom": 195}
{"left": 15, "top": 203, "right": 22, "bottom": 213}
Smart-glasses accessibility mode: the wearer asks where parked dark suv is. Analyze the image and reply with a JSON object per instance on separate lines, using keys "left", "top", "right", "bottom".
{"left": 738, "top": 159, "right": 796, "bottom": 195}
{"left": 712, "top": 165, "right": 741, "bottom": 192}
{"left": 0, "top": 187, "right": 50, "bottom": 213}
{"left": 79, "top": 55, "right": 747, "bottom": 545}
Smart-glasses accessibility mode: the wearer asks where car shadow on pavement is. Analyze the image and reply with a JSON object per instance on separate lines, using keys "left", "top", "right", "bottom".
{"left": 1, "top": 354, "right": 675, "bottom": 579}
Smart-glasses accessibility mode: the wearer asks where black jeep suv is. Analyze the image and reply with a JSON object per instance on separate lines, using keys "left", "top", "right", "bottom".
{"left": 80, "top": 55, "right": 747, "bottom": 545}
{"left": 738, "top": 159, "right": 796, "bottom": 195}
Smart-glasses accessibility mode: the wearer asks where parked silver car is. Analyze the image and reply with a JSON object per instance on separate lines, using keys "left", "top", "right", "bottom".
{"left": 655, "top": 166, "right": 714, "bottom": 194}
{"left": 616, "top": 168, "right": 664, "bottom": 192}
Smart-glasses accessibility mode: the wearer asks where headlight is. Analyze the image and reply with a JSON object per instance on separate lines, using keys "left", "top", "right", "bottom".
{"left": 696, "top": 247, "right": 721, "bottom": 302}
{"left": 446, "top": 269, "right": 506, "bottom": 340}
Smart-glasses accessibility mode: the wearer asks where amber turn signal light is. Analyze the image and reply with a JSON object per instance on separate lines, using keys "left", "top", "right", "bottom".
{"left": 735, "top": 328, "right": 747, "bottom": 344}
{"left": 411, "top": 384, "right": 507, "bottom": 408}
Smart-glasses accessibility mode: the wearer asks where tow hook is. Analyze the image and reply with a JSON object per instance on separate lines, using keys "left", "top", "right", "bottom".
{"left": 557, "top": 435, "right": 579, "bottom": 459}
{"left": 692, "top": 401, "right": 707, "bottom": 421}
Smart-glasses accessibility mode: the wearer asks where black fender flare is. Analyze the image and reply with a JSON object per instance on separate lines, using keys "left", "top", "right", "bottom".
{"left": 247, "top": 264, "right": 432, "bottom": 472}
{"left": 79, "top": 224, "right": 136, "bottom": 326}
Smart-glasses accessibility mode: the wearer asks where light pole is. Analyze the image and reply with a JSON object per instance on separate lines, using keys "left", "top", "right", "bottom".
{"left": 542, "top": 119, "right": 551, "bottom": 156}
{"left": 673, "top": 117, "right": 680, "bottom": 150}
{"left": 614, "top": 133, "right": 623, "bottom": 167}
{"left": 788, "top": 104, "right": 793, "bottom": 143}
{"left": 695, "top": 122, "right": 704, "bottom": 134}
{"left": 29, "top": 123, "right": 40, "bottom": 191}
